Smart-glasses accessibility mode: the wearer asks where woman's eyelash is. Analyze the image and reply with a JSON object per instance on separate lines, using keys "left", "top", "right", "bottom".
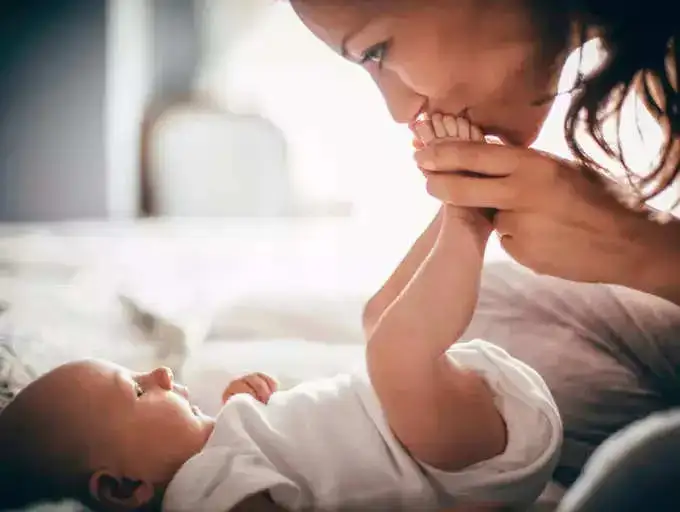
{"left": 359, "top": 41, "right": 390, "bottom": 67}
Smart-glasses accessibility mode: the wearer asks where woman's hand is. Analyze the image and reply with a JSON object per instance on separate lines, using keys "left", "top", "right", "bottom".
{"left": 415, "top": 141, "right": 680, "bottom": 302}
{"left": 222, "top": 372, "right": 279, "bottom": 405}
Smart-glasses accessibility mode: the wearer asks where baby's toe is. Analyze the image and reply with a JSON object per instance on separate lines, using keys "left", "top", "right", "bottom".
{"left": 414, "top": 117, "right": 436, "bottom": 146}
{"left": 431, "top": 113, "right": 448, "bottom": 138}
{"left": 456, "top": 117, "right": 473, "bottom": 140}
{"left": 442, "top": 115, "right": 460, "bottom": 139}
{"left": 470, "top": 123, "right": 484, "bottom": 142}
{"left": 441, "top": 114, "right": 485, "bottom": 142}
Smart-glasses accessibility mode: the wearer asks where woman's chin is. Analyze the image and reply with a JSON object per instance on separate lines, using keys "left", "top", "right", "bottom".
{"left": 477, "top": 101, "right": 552, "bottom": 147}
{"left": 485, "top": 125, "right": 542, "bottom": 147}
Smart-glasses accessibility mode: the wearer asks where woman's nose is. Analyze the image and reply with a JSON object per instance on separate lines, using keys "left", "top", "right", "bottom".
{"left": 375, "top": 70, "right": 427, "bottom": 124}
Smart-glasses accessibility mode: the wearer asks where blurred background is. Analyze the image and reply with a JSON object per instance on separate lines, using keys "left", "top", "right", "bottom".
{"left": 0, "top": 0, "right": 677, "bottom": 425}
{"left": 0, "top": 0, "right": 449, "bottom": 417}
{"left": 0, "top": 0, "right": 432, "bottom": 224}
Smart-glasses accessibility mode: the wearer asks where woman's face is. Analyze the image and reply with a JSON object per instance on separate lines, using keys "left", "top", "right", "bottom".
{"left": 291, "top": 0, "right": 571, "bottom": 146}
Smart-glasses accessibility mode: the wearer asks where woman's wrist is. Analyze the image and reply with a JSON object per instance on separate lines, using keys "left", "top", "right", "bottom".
{"left": 439, "top": 206, "right": 493, "bottom": 246}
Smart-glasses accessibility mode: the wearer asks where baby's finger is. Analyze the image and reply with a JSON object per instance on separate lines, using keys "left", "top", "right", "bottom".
{"left": 431, "top": 113, "right": 447, "bottom": 138}
{"left": 256, "top": 372, "right": 279, "bottom": 394}
{"left": 222, "top": 381, "right": 247, "bottom": 403}
{"left": 245, "top": 375, "right": 273, "bottom": 403}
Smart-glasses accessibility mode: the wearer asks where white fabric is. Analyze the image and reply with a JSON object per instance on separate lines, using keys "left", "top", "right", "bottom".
{"left": 163, "top": 340, "right": 562, "bottom": 511}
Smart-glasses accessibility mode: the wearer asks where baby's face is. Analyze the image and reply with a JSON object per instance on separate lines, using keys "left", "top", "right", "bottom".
{"left": 15, "top": 359, "right": 215, "bottom": 509}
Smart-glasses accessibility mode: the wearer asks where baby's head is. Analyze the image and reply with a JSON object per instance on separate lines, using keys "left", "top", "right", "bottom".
{"left": 0, "top": 360, "right": 214, "bottom": 511}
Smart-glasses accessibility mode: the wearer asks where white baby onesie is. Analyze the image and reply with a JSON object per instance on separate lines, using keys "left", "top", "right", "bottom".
{"left": 163, "top": 339, "right": 562, "bottom": 512}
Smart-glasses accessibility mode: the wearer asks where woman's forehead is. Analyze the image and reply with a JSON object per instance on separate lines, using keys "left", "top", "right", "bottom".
{"left": 290, "top": 0, "right": 488, "bottom": 50}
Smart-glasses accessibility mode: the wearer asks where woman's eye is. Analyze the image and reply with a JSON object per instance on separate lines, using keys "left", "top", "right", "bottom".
{"left": 359, "top": 41, "right": 389, "bottom": 67}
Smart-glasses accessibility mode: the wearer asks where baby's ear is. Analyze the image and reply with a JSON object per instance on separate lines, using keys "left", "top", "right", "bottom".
{"left": 89, "top": 470, "right": 155, "bottom": 510}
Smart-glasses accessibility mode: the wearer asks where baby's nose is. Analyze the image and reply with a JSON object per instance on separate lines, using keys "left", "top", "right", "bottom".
{"left": 150, "top": 366, "right": 174, "bottom": 390}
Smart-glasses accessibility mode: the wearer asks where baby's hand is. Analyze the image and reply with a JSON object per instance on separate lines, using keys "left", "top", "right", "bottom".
{"left": 222, "top": 372, "right": 279, "bottom": 405}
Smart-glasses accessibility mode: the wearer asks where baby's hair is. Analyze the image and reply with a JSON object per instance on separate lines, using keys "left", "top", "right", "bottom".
{"left": 0, "top": 388, "right": 94, "bottom": 510}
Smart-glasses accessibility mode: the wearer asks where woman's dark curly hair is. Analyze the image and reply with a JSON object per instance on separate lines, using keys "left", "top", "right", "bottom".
{"left": 560, "top": 0, "right": 679, "bottom": 202}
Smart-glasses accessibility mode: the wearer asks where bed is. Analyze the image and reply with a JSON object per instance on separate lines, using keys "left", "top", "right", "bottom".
{"left": 2, "top": 218, "right": 572, "bottom": 511}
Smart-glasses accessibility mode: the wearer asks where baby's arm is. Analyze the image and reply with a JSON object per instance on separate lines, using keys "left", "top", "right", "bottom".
{"left": 367, "top": 115, "right": 507, "bottom": 472}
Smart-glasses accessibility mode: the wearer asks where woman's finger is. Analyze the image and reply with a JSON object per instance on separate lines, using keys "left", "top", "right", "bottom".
{"left": 425, "top": 173, "right": 519, "bottom": 209}
{"left": 415, "top": 140, "right": 539, "bottom": 177}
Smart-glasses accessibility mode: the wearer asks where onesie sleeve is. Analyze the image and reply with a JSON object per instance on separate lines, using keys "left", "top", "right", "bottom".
{"left": 419, "top": 339, "right": 563, "bottom": 507}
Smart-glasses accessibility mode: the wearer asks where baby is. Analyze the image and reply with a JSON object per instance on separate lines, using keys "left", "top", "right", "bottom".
{"left": 0, "top": 115, "right": 562, "bottom": 512}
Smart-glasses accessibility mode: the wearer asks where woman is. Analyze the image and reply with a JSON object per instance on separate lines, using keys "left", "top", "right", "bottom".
{"left": 289, "top": 0, "right": 680, "bottom": 510}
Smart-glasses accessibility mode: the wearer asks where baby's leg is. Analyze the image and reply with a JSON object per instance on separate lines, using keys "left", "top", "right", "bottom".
{"left": 367, "top": 115, "right": 506, "bottom": 473}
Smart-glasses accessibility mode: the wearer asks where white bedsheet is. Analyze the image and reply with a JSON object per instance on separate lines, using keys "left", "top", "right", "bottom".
{"left": 0, "top": 218, "right": 510, "bottom": 372}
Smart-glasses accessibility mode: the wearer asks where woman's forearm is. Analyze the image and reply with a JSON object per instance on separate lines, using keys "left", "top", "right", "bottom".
{"left": 363, "top": 207, "right": 444, "bottom": 337}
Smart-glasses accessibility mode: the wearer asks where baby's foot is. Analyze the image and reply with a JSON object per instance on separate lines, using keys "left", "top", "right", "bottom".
{"left": 413, "top": 114, "right": 495, "bottom": 226}
{"left": 412, "top": 113, "right": 484, "bottom": 147}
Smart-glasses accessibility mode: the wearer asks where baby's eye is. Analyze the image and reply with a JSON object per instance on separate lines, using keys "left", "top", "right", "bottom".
{"left": 359, "top": 41, "right": 390, "bottom": 67}
{"left": 135, "top": 383, "right": 144, "bottom": 398}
